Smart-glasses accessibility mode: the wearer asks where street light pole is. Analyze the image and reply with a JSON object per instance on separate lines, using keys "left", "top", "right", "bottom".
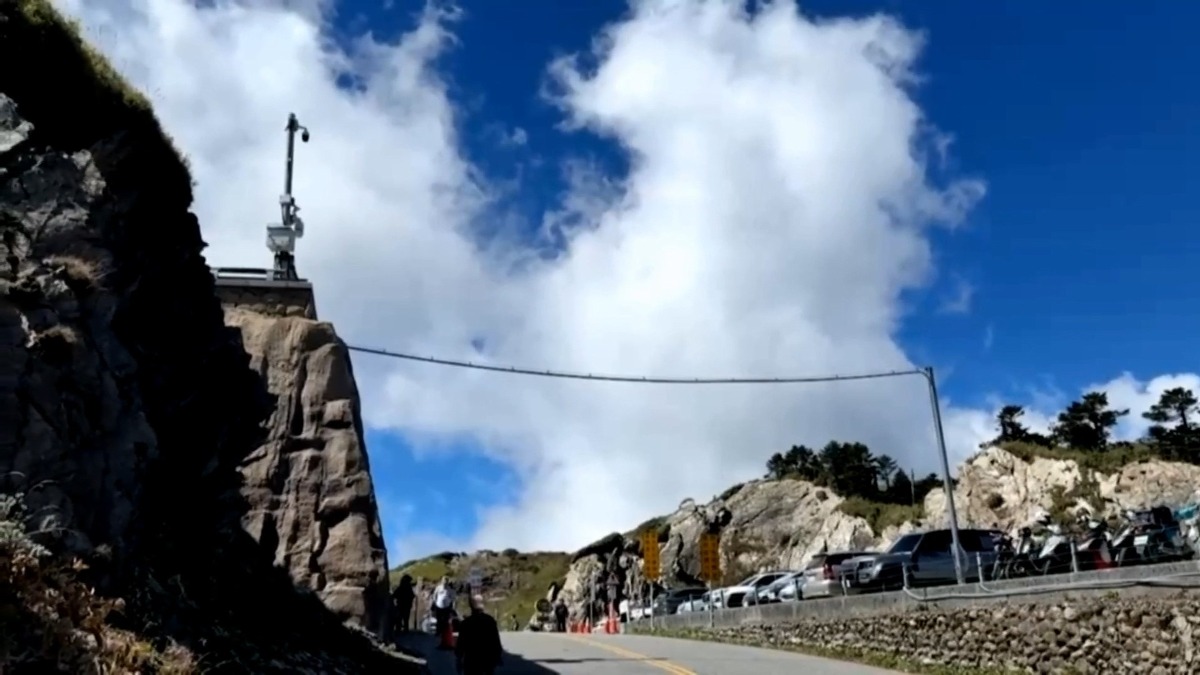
{"left": 922, "top": 366, "right": 966, "bottom": 586}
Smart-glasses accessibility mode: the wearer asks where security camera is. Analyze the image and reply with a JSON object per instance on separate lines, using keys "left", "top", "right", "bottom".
{"left": 301, "top": 129, "right": 310, "bottom": 143}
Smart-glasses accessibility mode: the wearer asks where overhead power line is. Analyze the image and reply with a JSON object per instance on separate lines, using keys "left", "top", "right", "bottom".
{"left": 346, "top": 344, "right": 927, "bottom": 385}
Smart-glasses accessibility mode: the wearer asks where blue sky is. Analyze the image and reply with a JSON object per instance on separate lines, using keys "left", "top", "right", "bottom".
{"left": 72, "top": 0, "right": 1200, "bottom": 564}
{"left": 338, "top": 0, "right": 1200, "bottom": 564}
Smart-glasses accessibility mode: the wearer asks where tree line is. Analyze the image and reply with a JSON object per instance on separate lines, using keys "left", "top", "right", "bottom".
{"left": 761, "top": 387, "right": 1199, "bottom": 505}
{"left": 764, "top": 441, "right": 944, "bottom": 506}
{"left": 986, "top": 386, "right": 1200, "bottom": 460}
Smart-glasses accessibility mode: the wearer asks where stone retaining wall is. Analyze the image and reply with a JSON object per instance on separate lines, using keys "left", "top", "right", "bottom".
{"left": 214, "top": 280, "right": 318, "bottom": 319}
{"left": 655, "top": 593, "right": 1199, "bottom": 674}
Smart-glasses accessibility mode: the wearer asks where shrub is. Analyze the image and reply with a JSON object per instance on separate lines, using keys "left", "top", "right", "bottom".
{"left": 1000, "top": 441, "right": 1159, "bottom": 474}
{"left": 0, "top": 492, "right": 196, "bottom": 672}
{"left": 718, "top": 483, "right": 745, "bottom": 501}
{"left": 837, "top": 497, "right": 924, "bottom": 534}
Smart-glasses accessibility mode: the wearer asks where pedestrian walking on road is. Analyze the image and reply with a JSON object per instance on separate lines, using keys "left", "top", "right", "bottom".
{"left": 392, "top": 574, "right": 416, "bottom": 634}
{"left": 456, "top": 594, "right": 503, "bottom": 675}
{"left": 433, "top": 576, "right": 456, "bottom": 649}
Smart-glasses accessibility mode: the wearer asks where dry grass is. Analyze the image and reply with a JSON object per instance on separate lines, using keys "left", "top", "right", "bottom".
{"left": 998, "top": 441, "right": 1161, "bottom": 474}
{"left": 16, "top": 0, "right": 152, "bottom": 113}
{"left": 0, "top": 493, "right": 198, "bottom": 673}
{"left": 4, "top": 0, "right": 194, "bottom": 191}
{"left": 36, "top": 323, "right": 83, "bottom": 345}
{"left": 45, "top": 254, "right": 111, "bottom": 289}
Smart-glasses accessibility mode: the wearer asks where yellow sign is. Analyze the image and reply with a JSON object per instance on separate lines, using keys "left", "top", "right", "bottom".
{"left": 698, "top": 532, "right": 721, "bottom": 582}
{"left": 640, "top": 530, "right": 661, "bottom": 581}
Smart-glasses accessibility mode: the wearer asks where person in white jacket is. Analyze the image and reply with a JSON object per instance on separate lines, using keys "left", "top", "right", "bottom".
{"left": 433, "top": 576, "right": 457, "bottom": 648}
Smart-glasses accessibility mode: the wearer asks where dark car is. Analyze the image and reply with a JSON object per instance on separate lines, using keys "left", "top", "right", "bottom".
{"left": 652, "top": 587, "right": 707, "bottom": 615}
{"left": 840, "top": 528, "right": 1001, "bottom": 593}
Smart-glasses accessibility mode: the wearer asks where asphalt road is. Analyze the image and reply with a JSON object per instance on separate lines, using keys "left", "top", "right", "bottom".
{"left": 417, "top": 632, "right": 901, "bottom": 675}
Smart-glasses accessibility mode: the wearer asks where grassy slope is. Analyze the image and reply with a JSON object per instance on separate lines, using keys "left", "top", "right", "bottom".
{"left": 391, "top": 550, "right": 571, "bottom": 623}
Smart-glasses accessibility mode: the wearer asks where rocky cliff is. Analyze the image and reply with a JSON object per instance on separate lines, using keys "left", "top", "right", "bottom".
{"left": 560, "top": 446, "right": 1200, "bottom": 619}
{"left": 227, "top": 307, "right": 391, "bottom": 635}
{"left": 0, "top": 3, "right": 407, "bottom": 671}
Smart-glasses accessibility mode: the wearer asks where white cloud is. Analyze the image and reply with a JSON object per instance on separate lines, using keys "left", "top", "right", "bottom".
{"left": 938, "top": 275, "right": 975, "bottom": 314}
{"left": 1086, "top": 372, "right": 1200, "bottom": 442}
{"left": 56, "top": 0, "right": 1196, "bottom": 563}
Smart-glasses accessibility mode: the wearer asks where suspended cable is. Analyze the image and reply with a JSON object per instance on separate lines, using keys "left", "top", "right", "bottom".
{"left": 346, "top": 344, "right": 927, "bottom": 385}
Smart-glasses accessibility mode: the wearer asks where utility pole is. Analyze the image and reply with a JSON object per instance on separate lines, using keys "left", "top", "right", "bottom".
{"left": 923, "top": 366, "right": 966, "bottom": 586}
{"left": 266, "top": 113, "right": 310, "bottom": 281}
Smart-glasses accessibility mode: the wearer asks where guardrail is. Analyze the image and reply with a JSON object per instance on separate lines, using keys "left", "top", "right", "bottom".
{"left": 627, "top": 559, "right": 1200, "bottom": 632}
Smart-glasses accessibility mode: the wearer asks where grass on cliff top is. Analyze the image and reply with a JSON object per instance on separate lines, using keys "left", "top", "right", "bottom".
{"left": 647, "top": 627, "right": 1018, "bottom": 675}
{"left": 838, "top": 497, "right": 925, "bottom": 534}
{"left": 997, "top": 440, "right": 1161, "bottom": 474}
{"left": 3, "top": 0, "right": 193, "bottom": 199}
{"left": 391, "top": 550, "right": 571, "bottom": 623}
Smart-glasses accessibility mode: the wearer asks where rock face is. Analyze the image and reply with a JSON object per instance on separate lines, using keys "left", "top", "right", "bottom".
{"left": 668, "top": 594, "right": 1200, "bottom": 674}
{"left": 922, "top": 447, "right": 1200, "bottom": 532}
{"left": 0, "top": 4, "right": 407, "bottom": 670}
{"left": 227, "top": 308, "right": 390, "bottom": 636}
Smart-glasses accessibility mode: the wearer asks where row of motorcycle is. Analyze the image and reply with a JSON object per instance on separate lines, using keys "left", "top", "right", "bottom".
{"left": 986, "top": 504, "right": 1200, "bottom": 579}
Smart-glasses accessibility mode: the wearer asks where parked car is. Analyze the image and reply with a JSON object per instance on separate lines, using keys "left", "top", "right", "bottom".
{"left": 748, "top": 571, "right": 803, "bottom": 604}
{"left": 652, "top": 586, "right": 707, "bottom": 615}
{"left": 716, "top": 571, "right": 790, "bottom": 609}
{"left": 676, "top": 590, "right": 711, "bottom": 613}
{"left": 841, "top": 528, "right": 1001, "bottom": 593}
{"left": 799, "top": 550, "right": 875, "bottom": 599}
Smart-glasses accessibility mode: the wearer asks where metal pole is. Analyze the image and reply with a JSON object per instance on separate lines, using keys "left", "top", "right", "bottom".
{"left": 649, "top": 585, "right": 655, "bottom": 630}
{"left": 284, "top": 113, "right": 298, "bottom": 198}
{"left": 588, "top": 576, "right": 595, "bottom": 632}
{"left": 923, "top": 366, "right": 966, "bottom": 586}
{"left": 707, "top": 581, "right": 714, "bottom": 628}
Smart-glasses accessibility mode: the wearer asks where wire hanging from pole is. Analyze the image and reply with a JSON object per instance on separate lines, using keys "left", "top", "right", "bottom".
{"left": 345, "top": 344, "right": 926, "bottom": 385}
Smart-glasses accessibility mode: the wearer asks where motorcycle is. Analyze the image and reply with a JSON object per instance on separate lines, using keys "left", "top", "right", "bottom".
{"left": 1110, "top": 507, "right": 1194, "bottom": 567}
{"left": 1074, "top": 516, "right": 1114, "bottom": 571}
{"left": 1030, "top": 522, "right": 1075, "bottom": 575}
{"left": 993, "top": 527, "right": 1038, "bottom": 579}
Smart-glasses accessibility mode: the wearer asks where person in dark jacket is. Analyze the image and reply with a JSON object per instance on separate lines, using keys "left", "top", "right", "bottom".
{"left": 553, "top": 599, "right": 569, "bottom": 632}
{"left": 392, "top": 574, "right": 416, "bottom": 634}
{"left": 455, "top": 594, "right": 503, "bottom": 675}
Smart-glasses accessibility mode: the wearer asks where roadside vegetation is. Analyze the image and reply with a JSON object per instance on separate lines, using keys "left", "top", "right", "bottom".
{"left": 984, "top": 387, "right": 1199, "bottom": 472}
{"left": 0, "top": 493, "right": 196, "bottom": 671}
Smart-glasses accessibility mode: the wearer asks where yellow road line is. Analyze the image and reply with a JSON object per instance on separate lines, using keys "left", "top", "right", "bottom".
{"left": 566, "top": 634, "right": 698, "bottom": 675}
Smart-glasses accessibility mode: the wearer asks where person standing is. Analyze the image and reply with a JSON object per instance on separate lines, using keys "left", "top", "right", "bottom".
{"left": 392, "top": 574, "right": 416, "bottom": 634}
{"left": 553, "top": 599, "right": 568, "bottom": 633}
{"left": 433, "top": 576, "right": 456, "bottom": 649}
{"left": 456, "top": 594, "right": 503, "bottom": 675}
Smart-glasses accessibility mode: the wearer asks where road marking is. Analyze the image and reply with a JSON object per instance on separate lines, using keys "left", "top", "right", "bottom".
{"left": 566, "top": 635, "right": 698, "bottom": 675}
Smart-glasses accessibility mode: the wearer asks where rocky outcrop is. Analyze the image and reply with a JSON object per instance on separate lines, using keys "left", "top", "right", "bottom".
{"left": 0, "top": 3, "right": 408, "bottom": 671}
{"left": 227, "top": 308, "right": 390, "bottom": 636}
{"left": 660, "top": 594, "right": 1200, "bottom": 674}
{"left": 559, "top": 446, "right": 1200, "bottom": 620}
{"left": 922, "top": 447, "right": 1200, "bottom": 532}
